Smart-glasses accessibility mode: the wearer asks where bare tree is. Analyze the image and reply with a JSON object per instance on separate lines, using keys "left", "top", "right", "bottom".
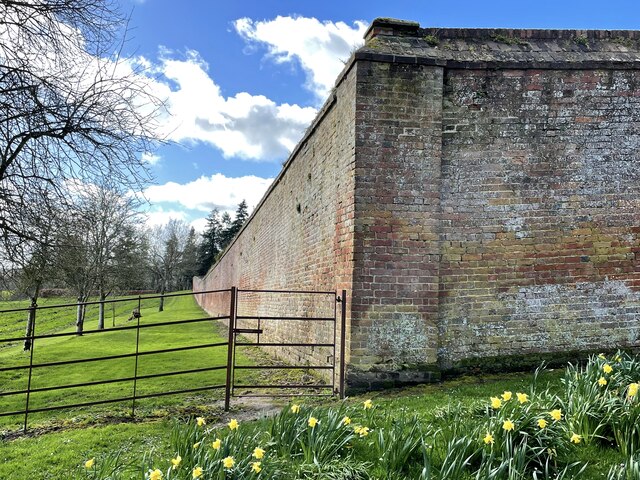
{"left": 0, "top": 0, "right": 162, "bottom": 250}
{"left": 55, "top": 183, "right": 144, "bottom": 333}
{"left": 147, "top": 219, "right": 190, "bottom": 312}
{"left": 0, "top": 194, "right": 61, "bottom": 349}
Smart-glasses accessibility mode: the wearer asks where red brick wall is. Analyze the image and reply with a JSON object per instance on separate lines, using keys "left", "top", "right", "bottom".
{"left": 438, "top": 68, "right": 640, "bottom": 367}
{"left": 348, "top": 60, "right": 443, "bottom": 386}
{"left": 193, "top": 66, "right": 357, "bottom": 377}
{"left": 195, "top": 49, "right": 640, "bottom": 388}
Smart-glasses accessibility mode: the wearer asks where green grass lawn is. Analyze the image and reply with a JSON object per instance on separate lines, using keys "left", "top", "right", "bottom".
{"left": 1, "top": 365, "right": 631, "bottom": 479}
{"left": 1, "top": 295, "right": 635, "bottom": 479}
{"left": 0, "top": 293, "right": 240, "bottom": 431}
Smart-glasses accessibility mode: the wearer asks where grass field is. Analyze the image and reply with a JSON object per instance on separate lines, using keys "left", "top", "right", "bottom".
{"left": 0, "top": 292, "right": 248, "bottom": 431}
{"left": 1, "top": 366, "right": 631, "bottom": 479}
{"left": 1, "top": 295, "right": 636, "bottom": 478}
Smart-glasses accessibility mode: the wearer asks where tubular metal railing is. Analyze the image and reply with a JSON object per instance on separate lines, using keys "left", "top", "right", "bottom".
{"left": 0, "top": 287, "right": 347, "bottom": 433}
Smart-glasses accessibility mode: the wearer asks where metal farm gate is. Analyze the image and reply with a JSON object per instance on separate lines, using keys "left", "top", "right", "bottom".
{"left": 0, "top": 288, "right": 346, "bottom": 432}
{"left": 228, "top": 288, "right": 347, "bottom": 404}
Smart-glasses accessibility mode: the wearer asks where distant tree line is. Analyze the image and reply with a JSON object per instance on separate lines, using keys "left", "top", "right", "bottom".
{"left": 0, "top": 185, "right": 249, "bottom": 343}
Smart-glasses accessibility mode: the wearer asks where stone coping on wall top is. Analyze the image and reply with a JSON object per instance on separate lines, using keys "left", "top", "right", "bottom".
{"left": 360, "top": 18, "right": 640, "bottom": 68}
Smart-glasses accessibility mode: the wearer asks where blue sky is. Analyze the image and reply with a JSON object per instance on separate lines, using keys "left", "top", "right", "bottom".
{"left": 117, "top": 0, "right": 640, "bottom": 230}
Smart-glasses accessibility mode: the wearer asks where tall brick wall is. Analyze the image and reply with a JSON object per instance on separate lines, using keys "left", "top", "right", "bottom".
{"left": 349, "top": 60, "right": 443, "bottom": 386}
{"left": 195, "top": 19, "right": 640, "bottom": 390}
{"left": 193, "top": 66, "right": 357, "bottom": 375}
{"left": 438, "top": 67, "right": 640, "bottom": 367}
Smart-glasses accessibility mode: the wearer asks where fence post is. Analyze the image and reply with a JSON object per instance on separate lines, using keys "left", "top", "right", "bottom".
{"left": 131, "top": 296, "right": 142, "bottom": 418}
{"left": 224, "top": 287, "right": 237, "bottom": 411}
{"left": 23, "top": 300, "right": 37, "bottom": 433}
{"left": 339, "top": 290, "right": 347, "bottom": 399}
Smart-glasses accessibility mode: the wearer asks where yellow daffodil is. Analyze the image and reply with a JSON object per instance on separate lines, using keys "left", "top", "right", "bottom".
{"left": 483, "top": 433, "right": 494, "bottom": 445}
{"left": 615, "top": 355, "right": 622, "bottom": 362}
{"left": 253, "top": 447, "right": 265, "bottom": 459}
{"left": 251, "top": 461, "right": 262, "bottom": 473}
{"left": 308, "top": 416, "right": 319, "bottom": 428}
{"left": 171, "top": 455, "right": 181, "bottom": 469}
{"left": 211, "top": 438, "right": 222, "bottom": 450}
{"left": 228, "top": 418, "right": 239, "bottom": 430}
{"left": 192, "top": 466, "right": 203, "bottom": 478}
{"left": 222, "top": 456, "right": 235, "bottom": 469}
{"left": 550, "top": 409, "right": 562, "bottom": 421}
{"left": 342, "top": 416, "right": 351, "bottom": 425}
{"left": 603, "top": 364, "right": 613, "bottom": 374}
{"left": 290, "top": 404, "right": 300, "bottom": 414}
{"left": 516, "top": 392, "right": 529, "bottom": 404}
{"left": 570, "top": 433, "right": 582, "bottom": 444}
{"left": 148, "top": 469, "right": 163, "bottom": 480}
{"left": 628, "top": 383, "right": 639, "bottom": 397}
{"left": 503, "top": 419, "right": 515, "bottom": 432}
{"left": 363, "top": 399, "right": 373, "bottom": 409}
{"left": 196, "top": 417, "right": 206, "bottom": 427}
{"left": 538, "top": 418, "right": 548, "bottom": 429}
{"left": 490, "top": 396, "right": 502, "bottom": 409}
{"left": 193, "top": 442, "right": 201, "bottom": 449}
{"left": 598, "top": 353, "right": 606, "bottom": 360}
{"left": 84, "top": 458, "right": 95, "bottom": 469}
{"left": 598, "top": 377, "right": 607, "bottom": 386}
{"left": 354, "top": 425, "right": 370, "bottom": 437}
{"left": 501, "top": 391, "right": 512, "bottom": 401}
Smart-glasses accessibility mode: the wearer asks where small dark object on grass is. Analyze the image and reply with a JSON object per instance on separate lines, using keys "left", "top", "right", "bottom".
{"left": 127, "top": 308, "right": 142, "bottom": 321}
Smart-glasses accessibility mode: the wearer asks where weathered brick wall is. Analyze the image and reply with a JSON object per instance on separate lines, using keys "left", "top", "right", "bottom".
{"left": 438, "top": 68, "right": 640, "bottom": 368}
{"left": 195, "top": 19, "right": 640, "bottom": 389}
{"left": 193, "top": 66, "right": 357, "bottom": 376}
{"left": 349, "top": 60, "right": 443, "bottom": 386}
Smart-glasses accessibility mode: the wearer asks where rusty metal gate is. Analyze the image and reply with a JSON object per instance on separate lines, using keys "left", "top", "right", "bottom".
{"left": 226, "top": 287, "right": 347, "bottom": 406}
{"left": 0, "top": 288, "right": 346, "bottom": 432}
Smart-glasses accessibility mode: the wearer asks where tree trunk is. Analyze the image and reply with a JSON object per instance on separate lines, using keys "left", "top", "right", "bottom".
{"left": 158, "top": 285, "right": 165, "bottom": 312}
{"left": 98, "top": 289, "right": 106, "bottom": 330}
{"left": 76, "top": 296, "right": 86, "bottom": 335}
{"left": 23, "top": 295, "right": 38, "bottom": 351}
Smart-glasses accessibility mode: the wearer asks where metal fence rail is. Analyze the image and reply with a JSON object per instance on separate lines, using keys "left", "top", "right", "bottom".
{"left": 0, "top": 287, "right": 347, "bottom": 433}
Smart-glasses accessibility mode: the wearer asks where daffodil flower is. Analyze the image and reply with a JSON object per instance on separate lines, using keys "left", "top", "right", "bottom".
{"left": 228, "top": 418, "right": 239, "bottom": 430}
{"left": 550, "top": 409, "right": 562, "bottom": 421}
{"left": 570, "top": 433, "right": 582, "bottom": 444}
{"left": 196, "top": 417, "right": 206, "bottom": 427}
{"left": 490, "top": 396, "right": 502, "bottom": 409}
{"left": 501, "top": 391, "right": 512, "bottom": 401}
{"left": 211, "top": 438, "right": 222, "bottom": 450}
{"left": 538, "top": 418, "right": 548, "bottom": 429}
{"left": 483, "top": 433, "right": 494, "bottom": 444}
{"left": 363, "top": 399, "right": 373, "bottom": 409}
{"left": 290, "top": 404, "right": 300, "bottom": 414}
{"left": 516, "top": 392, "right": 528, "bottom": 404}
{"left": 503, "top": 419, "right": 515, "bottom": 432}
{"left": 222, "top": 456, "right": 235, "bottom": 469}
{"left": 192, "top": 466, "right": 203, "bottom": 478}
{"left": 308, "top": 416, "right": 318, "bottom": 428}
{"left": 251, "top": 461, "right": 262, "bottom": 473}
{"left": 253, "top": 447, "right": 265, "bottom": 459}
{"left": 148, "top": 469, "right": 163, "bottom": 480}
{"left": 171, "top": 455, "right": 181, "bottom": 469}
{"left": 84, "top": 458, "right": 95, "bottom": 469}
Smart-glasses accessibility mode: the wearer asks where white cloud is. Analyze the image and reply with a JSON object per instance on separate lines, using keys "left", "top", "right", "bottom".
{"left": 141, "top": 152, "right": 161, "bottom": 165}
{"left": 144, "top": 208, "right": 187, "bottom": 227}
{"left": 145, "top": 173, "right": 274, "bottom": 214}
{"left": 190, "top": 217, "right": 208, "bottom": 233}
{"left": 148, "top": 50, "right": 317, "bottom": 161}
{"left": 234, "top": 16, "right": 367, "bottom": 100}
